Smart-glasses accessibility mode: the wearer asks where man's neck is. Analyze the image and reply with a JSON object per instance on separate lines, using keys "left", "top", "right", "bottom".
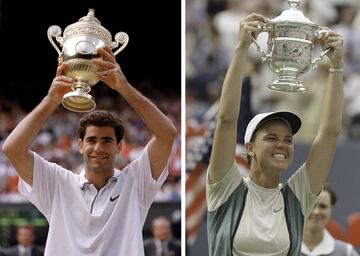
{"left": 85, "top": 170, "right": 114, "bottom": 190}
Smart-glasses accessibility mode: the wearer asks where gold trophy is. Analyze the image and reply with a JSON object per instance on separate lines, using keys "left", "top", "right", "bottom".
{"left": 48, "top": 9, "right": 129, "bottom": 112}
{"left": 252, "top": 0, "right": 331, "bottom": 92}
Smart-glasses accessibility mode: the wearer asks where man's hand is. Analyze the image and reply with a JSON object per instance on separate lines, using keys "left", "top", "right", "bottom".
{"left": 92, "top": 47, "right": 127, "bottom": 90}
{"left": 47, "top": 62, "right": 74, "bottom": 104}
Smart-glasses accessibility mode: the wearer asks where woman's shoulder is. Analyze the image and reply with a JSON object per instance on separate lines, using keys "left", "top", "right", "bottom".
{"left": 334, "top": 239, "right": 358, "bottom": 256}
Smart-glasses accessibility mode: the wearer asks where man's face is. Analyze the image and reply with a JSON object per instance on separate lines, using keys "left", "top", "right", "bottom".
{"left": 249, "top": 120, "right": 294, "bottom": 175}
{"left": 153, "top": 219, "right": 172, "bottom": 242}
{"left": 305, "top": 190, "right": 332, "bottom": 230}
{"left": 79, "top": 125, "right": 122, "bottom": 173}
{"left": 16, "top": 228, "right": 34, "bottom": 247}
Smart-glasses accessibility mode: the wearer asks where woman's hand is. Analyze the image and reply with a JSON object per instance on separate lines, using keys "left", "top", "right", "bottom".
{"left": 237, "top": 12, "right": 269, "bottom": 49}
{"left": 318, "top": 28, "right": 344, "bottom": 68}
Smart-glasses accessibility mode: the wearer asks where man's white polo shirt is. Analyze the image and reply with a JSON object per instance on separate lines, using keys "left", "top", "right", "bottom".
{"left": 18, "top": 145, "right": 168, "bottom": 256}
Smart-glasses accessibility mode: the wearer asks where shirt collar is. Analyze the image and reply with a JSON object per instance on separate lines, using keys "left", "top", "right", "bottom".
{"left": 18, "top": 245, "right": 32, "bottom": 254}
{"left": 154, "top": 238, "right": 169, "bottom": 250}
{"left": 78, "top": 169, "right": 119, "bottom": 189}
{"left": 301, "top": 229, "right": 335, "bottom": 255}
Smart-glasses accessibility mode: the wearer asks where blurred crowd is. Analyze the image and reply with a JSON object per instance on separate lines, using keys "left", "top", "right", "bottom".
{"left": 0, "top": 88, "right": 181, "bottom": 204}
{"left": 186, "top": 0, "right": 360, "bottom": 142}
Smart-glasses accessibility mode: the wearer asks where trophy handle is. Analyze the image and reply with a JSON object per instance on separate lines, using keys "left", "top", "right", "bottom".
{"left": 311, "top": 29, "right": 331, "bottom": 69}
{"left": 47, "top": 25, "right": 63, "bottom": 56}
{"left": 111, "top": 32, "right": 129, "bottom": 56}
{"left": 251, "top": 22, "right": 272, "bottom": 63}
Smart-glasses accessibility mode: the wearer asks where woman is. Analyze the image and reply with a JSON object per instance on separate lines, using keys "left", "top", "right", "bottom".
{"left": 302, "top": 184, "right": 359, "bottom": 256}
{"left": 206, "top": 13, "right": 344, "bottom": 255}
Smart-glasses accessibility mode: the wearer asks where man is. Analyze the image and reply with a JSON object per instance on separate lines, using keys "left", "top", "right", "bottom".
{"left": 2, "top": 47, "right": 177, "bottom": 256}
{"left": 2, "top": 224, "right": 44, "bottom": 256}
{"left": 144, "top": 216, "right": 181, "bottom": 256}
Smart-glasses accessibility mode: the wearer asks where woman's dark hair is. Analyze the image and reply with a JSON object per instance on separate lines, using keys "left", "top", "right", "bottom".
{"left": 246, "top": 154, "right": 251, "bottom": 166}
{"left": 77, "top": 110, "right": 125, "bottom": 143}
{"left": 323, "top": 183, "right": 337, "bottom": 206}
{"left": 246, "top": 135, "right": 257, "bottom": 166}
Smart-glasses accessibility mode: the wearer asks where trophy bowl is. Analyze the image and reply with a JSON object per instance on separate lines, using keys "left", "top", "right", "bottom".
{"left": 252, "top": 0, "right": 330, "bottom": 92}
{"left": 48, "top": 9, "right": 129, "bottom": 112}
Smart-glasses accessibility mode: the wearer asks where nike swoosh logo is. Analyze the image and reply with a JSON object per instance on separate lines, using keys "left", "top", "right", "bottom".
{"left": 110, "top": 195, "right": 120, "bottom": 202}
{"left": 273, "top": 207, "right": 283, "bottom": 213}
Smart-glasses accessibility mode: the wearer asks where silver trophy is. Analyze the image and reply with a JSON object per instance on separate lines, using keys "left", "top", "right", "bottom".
{"left": 48, "top": 9, "right": 129, "bottom": 112}
{"left": 252, "top": 0, "right": 330, "bottom": 92}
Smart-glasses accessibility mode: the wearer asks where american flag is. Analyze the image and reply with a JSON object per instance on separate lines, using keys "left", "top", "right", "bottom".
{"left": 186, "top": 78, "right": 253, "bottom": 247}
{"left": 185, "top": 105, "right": 216, "bottom": 246}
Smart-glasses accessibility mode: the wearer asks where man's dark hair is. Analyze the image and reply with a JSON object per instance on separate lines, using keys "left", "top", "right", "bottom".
{"left": 77, "top": 110, "right": 125, "bottom": 143}
{"left": 16, "top": 224, "right": 35, "bottom": 235}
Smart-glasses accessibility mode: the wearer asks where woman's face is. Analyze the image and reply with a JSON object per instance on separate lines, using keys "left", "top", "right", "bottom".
{"left": 250, "top": 120, "right": 294, "bottom": 174}
{"left": 305, "top": 190, "right": 332, "bottom": 231}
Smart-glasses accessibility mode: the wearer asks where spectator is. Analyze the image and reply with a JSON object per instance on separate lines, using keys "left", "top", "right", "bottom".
{"left": 302, "top": 183, "right": 359, "bottom": 256}
{"left": 3, "top": 224, "right": 44, "bottom": 256}
{"left": 144, "top": 216, "right": 181, "bottom": 256}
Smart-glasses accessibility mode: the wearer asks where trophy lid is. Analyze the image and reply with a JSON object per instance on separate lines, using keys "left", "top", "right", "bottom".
{"left": 272, "top": 0, "right": 314, "bottom": 25}
{"left": 63, "top": 9, "right": 112, "bottom": 45}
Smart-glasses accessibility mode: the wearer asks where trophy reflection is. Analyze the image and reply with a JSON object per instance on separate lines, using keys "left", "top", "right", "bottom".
{"left": 48, "top": 9, "right": 129, "bottom": 112}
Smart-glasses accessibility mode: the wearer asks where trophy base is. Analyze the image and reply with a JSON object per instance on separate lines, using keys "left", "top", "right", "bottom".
{"left": 62, "top": 90, "right": 96, "bottom": 112}
{"left": 268, "top": 77, "right": 307, "bottom": 93}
